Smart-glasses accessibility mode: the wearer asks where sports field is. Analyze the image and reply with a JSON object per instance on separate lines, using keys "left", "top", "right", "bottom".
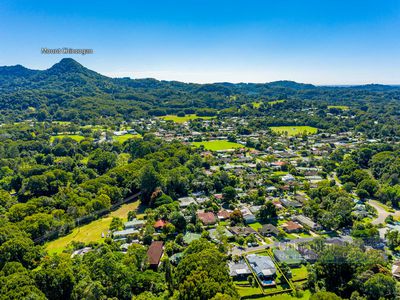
{"left": 192, "top": 140, "right": 244, "bottom": 151}
{"left": 269, "top": 126, "right": 318, "bottom": 136}
{"left": 160, "top": 114, "right": 216, "bottom": 123}
{"left": 50, "top": 135, "right": 86, "bottom": 143}
{"left": 45, "top": 201, "right": 140, "bottom": 254}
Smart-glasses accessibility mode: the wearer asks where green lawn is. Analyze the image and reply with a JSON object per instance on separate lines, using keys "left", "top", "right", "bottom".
{"left": 50, "top": 135, "right": 86, "bottom": 143}
{"left": 192, "top": 140, "right": 244, "bottom": 151}
{"left": 269, "top": 126, "right": 318, "bottom": 136}
{"left": 249, "top": 222, "right": 263, "bottom": 231}
{"left": 291, "top": 265, "right": 308, "bottom": 282}
{"left": 236, "top": 285, "right": 263, "bottom": 298}
{"left": 262, "top": 290, "right": 311, "bottom": 300}
{"left": 160, "top": 114, "right": 216, "bottom": 123}
{"left": 45, "top": 201, "right": 140, "bottom": 254}
{"left": 112, "top": 133, "right": 142, "bottom": 143}
{"left": 297, "top": 232, "right": 313, "bottom": 238}
{"left": 328, "top": 105, "right": 349, "bottom": 110}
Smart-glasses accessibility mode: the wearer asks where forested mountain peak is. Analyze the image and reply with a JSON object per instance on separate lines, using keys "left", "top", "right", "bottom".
{"left": 44, "top": 58, "right": 104, "bottom": 79}
{"left": 0, "top": 64, "right": 39, "bottom": 77}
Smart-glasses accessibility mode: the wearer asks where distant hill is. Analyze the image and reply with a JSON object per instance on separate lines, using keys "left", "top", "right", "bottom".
{"left": 0, "top": 58, "right": 399, "bottom": 122}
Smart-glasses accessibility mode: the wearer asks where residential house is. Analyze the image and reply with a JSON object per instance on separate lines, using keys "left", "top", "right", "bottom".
{"left": 178, "top": 197, "right": 197, "bottom": 208}
{"left": 71, "top": 247, "right": 92, "bottom": 258}
{"left": 228, "top": 261, "right": 252, "bottom": 279}
{"left": 147, "top": 241, "right": 164, "bottom": 270}
{"left": 217, "top": 209, "right": 231, "bottom": 221}
{"left": 392, "top": 261, "right": 400, "bottom": 280}
{"left": 124, "top": 219, "right": 145, "bottom": 230}
{"left": 113, "top": 228, "right": 139, "bottom": 239}
{"left": 293, "top": 215, "right": 321, "bottom": 231}
{"left": 258, "top": 224, "right": 279, "bottom": 237}
{"left": 281, "top": 221, "right": 303, "bottom": 233}
{"left": 282, "top": 174, "right": 296, "bottom": 183}
{"left": 280, "top": 198, "right": 302, "bottom": 209}
{"left": 197, "top": 211, "right": 217, "bottom": 225}
{"left": 209, "top": 227, "right": 234, "bottom": 241}
{"left": 247, "top": 254, "right": 276, "bottom": 286}
{"left": 240, "top": 207, "right": 256, "bottom": 224}
{"left": 297, "top": 247, "right": 318, "bottom": 263}
{"left": 228, "top": 226, "right": 257, "bottom": 237}
{"left": 154, "top": 219, "right": 168, "bottom": 231}
{"left": 273, "top": 249, "right": 304, "bottom": 267}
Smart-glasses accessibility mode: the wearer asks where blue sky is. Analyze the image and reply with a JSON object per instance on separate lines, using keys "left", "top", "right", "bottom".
{"left": 1, "top": 0, "right": 399, "bottom": 84}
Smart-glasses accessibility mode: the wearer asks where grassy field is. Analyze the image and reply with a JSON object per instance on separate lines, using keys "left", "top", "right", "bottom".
{"left": 45, "top": 201, "right": 140, "bottom": 254}
{"left": 268, "top": 100, "right": 285, "bottom": 106}
{"left": 328, "top": 105, "right": 349, "bottom": 110}
{"left": 112, "top": 133, "right": 142, "bottom": 143}
{"left": 252, "top": 101, "right": 262, "bottom": 109}
{"left": 50, "top": 135, "right": 86, "bottom": 143}
{"left": 192, "top": 140, "right": 244, "bottom": 151}
{"left": 160, "top": 114, "right": 216, "bottom": 123}
{"left": 270, "top": 126, "right": 318, "bottom": 136}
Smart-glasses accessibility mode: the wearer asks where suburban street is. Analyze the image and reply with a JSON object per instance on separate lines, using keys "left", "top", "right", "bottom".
{"left": 230, "top": 237, "right": 316, "bottom": 256}
{"left": 368, "top": 200, "right": 400, "bottom": 225}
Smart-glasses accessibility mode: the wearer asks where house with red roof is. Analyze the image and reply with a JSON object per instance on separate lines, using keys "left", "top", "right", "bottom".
{"left": 197, "top": 211, "right": 217, "bottom": 225}
{"left": 154, "top": 219, "right": 168, "bottom": 231}
{"left": 281, "top": 221, "right": 303, "bottom": 233}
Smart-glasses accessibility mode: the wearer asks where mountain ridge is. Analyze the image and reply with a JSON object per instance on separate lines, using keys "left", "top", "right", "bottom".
{"left": 1, "top": 58, "right": 398, "bottom": 88}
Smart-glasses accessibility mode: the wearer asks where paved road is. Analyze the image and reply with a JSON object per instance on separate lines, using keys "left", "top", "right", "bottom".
{"left": 230, "top": 237, "right": 315, "bottom": 256}
{"left": 368, "top": 200, "right": 400, "bottom": 225}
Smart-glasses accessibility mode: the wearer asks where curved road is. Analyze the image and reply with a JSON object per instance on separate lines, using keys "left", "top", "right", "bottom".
{"left": 368, "top": 200, "right": 400, "bottom": 225}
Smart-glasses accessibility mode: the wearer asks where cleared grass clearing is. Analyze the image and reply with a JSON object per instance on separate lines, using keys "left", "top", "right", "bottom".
{"left": 112, "top": 133, "right": 142, "bottom": 143}
{"left": 270, "top": 126, "right": 318, "bottom": 136}
{"left": 45, "top": 201, "right": 140, "bottom": 254}
{"left": 160, "top": 114, "right": 216, "bottom": 123}
{"left": 328, "top": 105, "right": 349, "bottom": 110}
{"left": 252, "top": 101, "right": 262, "bottom": 109}
{"left": 50, "top": 135, "right": 86, "bottom": 143}
{"left": 268, "top": 100, "right": 285, "bottom": 106}
{"left": 192, "top": 140, "right": 244, "bottom": 151}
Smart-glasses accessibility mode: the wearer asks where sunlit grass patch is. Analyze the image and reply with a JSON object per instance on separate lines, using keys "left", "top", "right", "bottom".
{"left": 269, "top": 126, "right": 318, "bottom": 136}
